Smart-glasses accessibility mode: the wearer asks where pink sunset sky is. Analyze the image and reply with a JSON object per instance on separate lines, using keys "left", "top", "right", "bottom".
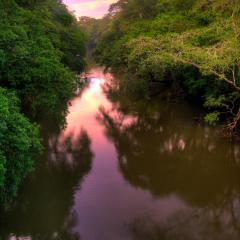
{"left": 63, "top": 0, "right": 117, "bottom": 19}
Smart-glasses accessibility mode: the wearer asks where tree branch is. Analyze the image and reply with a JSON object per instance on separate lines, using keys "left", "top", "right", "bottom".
{"left": 170, "top": 54, "right": 240, "bottom": 92}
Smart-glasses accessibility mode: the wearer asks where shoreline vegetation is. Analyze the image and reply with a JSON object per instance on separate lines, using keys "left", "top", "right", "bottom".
{"left": 0, "top": 0, "right": 86, "bottom": 204}
{"left": 80, "top": 0, "right": 240, "bottom": 136}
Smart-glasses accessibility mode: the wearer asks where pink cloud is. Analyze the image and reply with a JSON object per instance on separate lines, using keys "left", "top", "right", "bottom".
{"left": 63, "top": 0, "right": 116, "bottom": 19}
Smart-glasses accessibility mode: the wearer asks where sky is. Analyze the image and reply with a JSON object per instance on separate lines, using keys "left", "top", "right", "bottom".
{"left": 63, "top": 0, "right": 116, "bottom": 19}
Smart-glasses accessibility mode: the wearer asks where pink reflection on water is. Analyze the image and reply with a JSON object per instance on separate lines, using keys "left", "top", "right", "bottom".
{"left": 58, "top": 67, "right": 114, "bottom": 151}
{"left": 58, "top": 67, "right": 136, "bottom": 152}
{"left": 55, "top": 67, "right": 188, "bottom": 239}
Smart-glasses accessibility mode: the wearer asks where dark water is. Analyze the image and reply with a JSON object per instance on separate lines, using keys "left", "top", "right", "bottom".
{"left": 1, "top": 67, "right": 240, "bottom": 240}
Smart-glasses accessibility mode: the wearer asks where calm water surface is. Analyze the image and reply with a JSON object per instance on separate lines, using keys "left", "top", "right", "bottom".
{"left": 1, "top": 67, "right": 240, "bottom": 240}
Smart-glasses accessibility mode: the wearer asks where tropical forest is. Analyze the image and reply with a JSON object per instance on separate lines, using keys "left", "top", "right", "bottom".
{"left": 0, "top": 0, "right": 240, "bottom": 240}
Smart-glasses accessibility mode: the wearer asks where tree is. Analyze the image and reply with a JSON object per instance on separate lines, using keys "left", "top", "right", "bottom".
{"left": 0, "top": 88, "right": 42, "bottom": 204}
{"left": 0, "top": 0, "right": 86, "bottom": 114}
{"left": 94, "top": 0, "right": 240, "bottom": 134}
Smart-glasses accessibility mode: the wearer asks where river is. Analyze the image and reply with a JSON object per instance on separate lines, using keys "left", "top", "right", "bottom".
{"left": 1, "top": 66, "right": 240, "bottom": 240}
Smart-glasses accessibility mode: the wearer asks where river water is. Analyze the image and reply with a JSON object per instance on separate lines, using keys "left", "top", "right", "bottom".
{"left": 1, "top": 67, "right": 240, "bottom": 240}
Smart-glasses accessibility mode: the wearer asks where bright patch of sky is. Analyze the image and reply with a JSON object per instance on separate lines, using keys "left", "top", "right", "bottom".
{"left": 63, "top": 0, "right": 116, "bottom": 19}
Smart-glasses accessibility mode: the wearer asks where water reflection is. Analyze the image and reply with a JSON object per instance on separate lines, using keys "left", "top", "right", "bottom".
{"left": 1, "top": 67, "right": 240, "bottom": 240}
{"left": 98, "top": 79, "right": 240, "bottom": 205}
{"left": 129, "top": 203, "right": 240, "bottom": 240}
{"left": 0, "top": 103, "right": 93, "bottom": 239}
{"left": 97, "top": 104, "right": 240, "bottom": 206}
{"left": 96, "top": 74, "right": 240, "bottom": 239}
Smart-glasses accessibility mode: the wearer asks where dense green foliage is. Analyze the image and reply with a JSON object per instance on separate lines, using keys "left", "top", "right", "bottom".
{"left": 79, "top": 16, "right": 111, "bottom": 51}
{"left": 94, "top": 0, "right": 240, "bottom": 133}
{"left": 0, "top": 0, "right": 86, "bottom": 113}
{"left": 0, "top": 0, "right": 86, "bottom": 203}
{"left": 0, "top": 88, "right": 42, "bottom": 203}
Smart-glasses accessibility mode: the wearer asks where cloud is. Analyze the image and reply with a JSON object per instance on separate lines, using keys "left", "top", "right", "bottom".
{"left": 63, "top": 0, "right": 116, "bottom": 19}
